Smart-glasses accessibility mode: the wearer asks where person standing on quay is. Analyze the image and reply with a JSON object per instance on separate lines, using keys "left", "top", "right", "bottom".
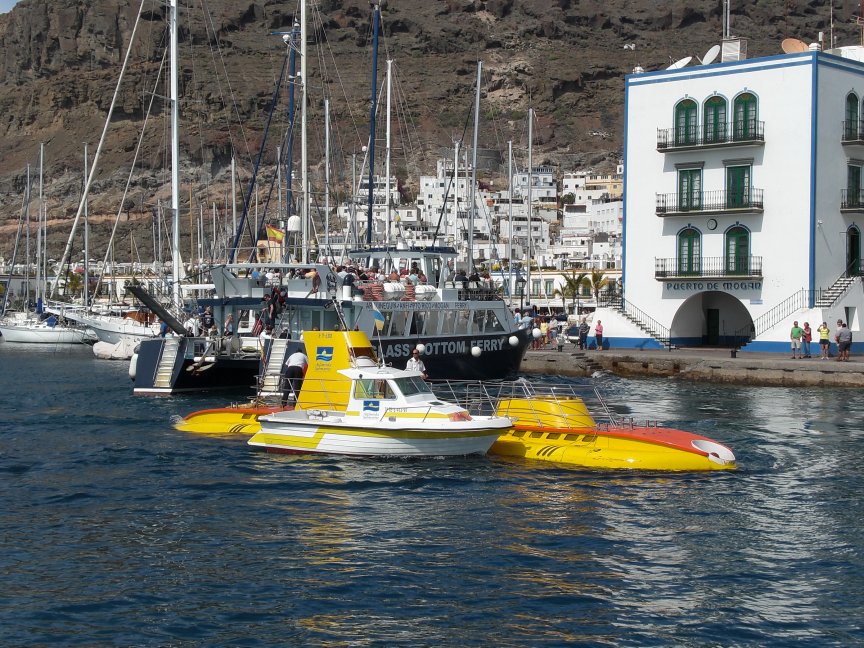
{"left": 594, "top": 320, "right": 604, "bottom": 351}
{"left": 790, "top": 321, "right": 803, "bottom": 359}
{"left": 817, "top": 321, "right": 831, "bottom": 359}
{"left": 578, "top": 318, "right": 590, "bottom": 350}
{"left": 802, "top": 322, "right": 812, "bottom": 358}
{"left": 837, "top": 322, "right": 853, "bottom": 362}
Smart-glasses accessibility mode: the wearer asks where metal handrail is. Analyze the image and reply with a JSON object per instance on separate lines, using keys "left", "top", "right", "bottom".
{"left": 654, "top": 256, "right": 763, "bottom": 278}
{"left": 842, "top": 119, "right": 864, "bottom": 142}
{"left": 841, "top": 189, "right": 864, "bottom": 209}
{"left": 657, "top": 119, "right": 765, "bottom": 149}
{"left": 432, "top": 379, "right": 619, "bottom": 426}
{"left": 656, "top": 189, "right": 764, "bottom": 214}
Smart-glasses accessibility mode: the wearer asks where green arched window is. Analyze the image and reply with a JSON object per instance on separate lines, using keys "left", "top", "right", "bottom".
{"left": 725, "top": 225, "right": 750, "bottom": 275}
{"left": 677, "top": 227, "right": 701, "bottom": 275}
{"left": 674, "top": 99, "right": 698, "bottom": 146}
{"left": 703, "top": 96, "right": 727, "bottom": 144}
{"left": 848, "top": 164, "right": 862, "bottom": 208}
{"left": 846, "top": 93, "right": 860, "bottom": 140}
{"left": 848, "top": 225, "right": 861, "bottom": 276}
{"left": 733, "top": 93, "right": 758, "bottom": 140}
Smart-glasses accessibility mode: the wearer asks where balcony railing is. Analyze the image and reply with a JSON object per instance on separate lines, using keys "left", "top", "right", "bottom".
{"left": 655, "top": 256, "right": 763, "bottom": 279}
{"left": 656, "top": 189, "right": 764, "bottom": 216}
{"left": 657, "top": 120, "right": 765, "bottom": 150}
{"left": 842, "top": 120, "right": 864, "bottom": 143}
{"left": 842, "top": 189, "right": 864, "bottom": 211}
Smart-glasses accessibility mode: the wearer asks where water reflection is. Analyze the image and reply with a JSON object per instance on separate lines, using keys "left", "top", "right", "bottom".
{"left": 3, "top": 349, "right": 864, "bottom": 645}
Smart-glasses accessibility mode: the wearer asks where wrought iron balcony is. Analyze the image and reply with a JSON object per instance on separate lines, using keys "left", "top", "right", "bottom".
{"left": 655, "top": 256, "right": 763, "bottom": 279}
{"left": 657, "top": 120, "right": 765, "bottom": 151}
{"left": 656, "top": 189, "right": 764, "bottom": 216}
{"left": 842, "top": 189, "right": 864, "bottom": 212}
{"left": 842, "top": 120, "right": 864, "bottom": 144}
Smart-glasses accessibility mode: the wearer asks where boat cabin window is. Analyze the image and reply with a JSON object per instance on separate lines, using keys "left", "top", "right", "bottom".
{"left": 388, "top": 310, "right": 409, "bottom": 337}
{"left": 393, "top": 376, "right": 432, "bottom": 396}
{"left": 354, "top": 378, "right": 396, "bottom": 400}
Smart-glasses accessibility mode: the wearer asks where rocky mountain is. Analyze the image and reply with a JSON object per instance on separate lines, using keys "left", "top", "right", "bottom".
{"left": 0, "top": 0, "right": 856, "bottom": 262}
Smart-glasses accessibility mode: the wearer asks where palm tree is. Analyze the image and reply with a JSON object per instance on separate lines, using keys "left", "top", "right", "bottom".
{"left": 552, "top": 284, "right": 573, "bottom": 312}
{"left": 588, "top": 268, "right": 609, "bottom": 303}
{"left": 564, "top": 271, "right": 589, "bottom": 313}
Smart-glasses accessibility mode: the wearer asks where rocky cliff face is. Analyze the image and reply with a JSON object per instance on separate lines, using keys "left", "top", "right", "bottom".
{"left": 0, "top": 0, "right": 855, "bottom": 261}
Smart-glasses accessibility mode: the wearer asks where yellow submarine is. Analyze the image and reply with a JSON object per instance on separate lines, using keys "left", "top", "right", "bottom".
{"left": 173, "top": 331, "right": 735, "bottom": 470}
{"left": 486, "top": 392, "right": 736, "bottom": 471}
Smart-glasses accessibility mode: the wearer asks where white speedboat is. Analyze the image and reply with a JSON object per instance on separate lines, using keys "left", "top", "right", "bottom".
{"left": 247, "top": 330, "right": 512, "bottom": 457}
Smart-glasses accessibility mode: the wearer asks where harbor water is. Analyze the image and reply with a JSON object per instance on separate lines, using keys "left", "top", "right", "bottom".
{"left": 1, "top": 344, "right": 862, "bottom": 646}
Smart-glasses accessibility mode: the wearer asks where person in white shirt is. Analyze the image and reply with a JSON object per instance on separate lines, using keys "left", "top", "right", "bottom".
{"left": 282, "top": 348, "right": 308, "bottom": 406}
{"left": 405, "top": 349, "right": 427, "bottom": 379}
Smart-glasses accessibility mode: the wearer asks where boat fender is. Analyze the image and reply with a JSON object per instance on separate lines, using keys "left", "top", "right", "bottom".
{"left": 129, "top": 353, "right": 138, "bottom": 380}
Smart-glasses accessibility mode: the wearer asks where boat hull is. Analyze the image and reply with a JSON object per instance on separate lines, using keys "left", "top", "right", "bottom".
{"left": 0, "top": 323, "right": 87, "bottom": 344}
{"left": 133, "top": 330, "right": 530, "bottom": 395}
{"left": 173, "top": 405, "right": 284, "bottom": 435}
{"left": 490, "top": 425, "right": 736, "bottom": 471}
{"left": 249, "top": 415, "right": 508, "bottom": 457}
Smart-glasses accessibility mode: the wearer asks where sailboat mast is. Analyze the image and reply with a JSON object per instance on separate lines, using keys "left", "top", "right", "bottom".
{"left": 468, "top": 60, "right": 481, "bottom": 270}
{"left": 507, "top": 139, "right": 513, "bottom": 306}
{"left": 37, "top": 144, "right": 44, "bottom": 308}
{"left": 325, "top": 97, "right": 331, "bottom": 260}
{"left": 385, "top": 59, "right": 392, "bottom": 247}
{"left": 366, "top": 3, "right": 381, "bottom": 246}
{"left": 83, "top": 143, "right": 90, "bottom": 308}
{"left": 525, "top": 107, "right": 533, "bottom": 311}
{"left": 285, "top": 22, "right": 299, "bottom": 220}
{"left": 170, "top": 0, "right": 181, "bottom": 309}
{"left": 300, "top": 0, "right": 309, "bottom": 263}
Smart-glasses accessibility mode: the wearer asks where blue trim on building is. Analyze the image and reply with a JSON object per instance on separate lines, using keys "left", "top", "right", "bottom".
{"left": 809, "top": 57, "right": 818, "bottom": 298}
{"left": 589, "top": 337, "right": 666, "bottom": 351}
{"left": 622, "top": 82, "right": 629, "bottom": 287}
{"left": 741, "top": 340, "right": 864, "bottom": 354}
{"left": 626, "top": 53, "right": 813, "bottom": 87}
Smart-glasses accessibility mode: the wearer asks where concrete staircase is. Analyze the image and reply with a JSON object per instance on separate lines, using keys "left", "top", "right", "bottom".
{"left": 814, "top": 275, "right": 860, "bottom": 308}
{"left": 604, "top": 296, "right": 675, "bottom": 349}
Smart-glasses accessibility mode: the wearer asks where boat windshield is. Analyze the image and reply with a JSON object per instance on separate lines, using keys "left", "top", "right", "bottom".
{"left": 393, "top": 376, "right": 433, "bottom": 397}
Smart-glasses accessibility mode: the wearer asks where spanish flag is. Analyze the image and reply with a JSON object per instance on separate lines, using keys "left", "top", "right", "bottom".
{"left": 266, "top": 224, "right": 285, "bottom": 242}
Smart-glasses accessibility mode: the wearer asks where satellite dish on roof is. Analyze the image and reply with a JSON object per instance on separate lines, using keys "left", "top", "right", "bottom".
{"left": 781, "top": 38, "right": 809, "bottom": 53}
{"left": 699, "top": 44, "right": 721, "bottom": 65}
{"left": 666, "top": 56, "right": 692, "bottom": 70}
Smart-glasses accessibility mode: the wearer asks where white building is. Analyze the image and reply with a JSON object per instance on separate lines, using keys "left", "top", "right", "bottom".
{"left": 604, "top": 43, "right": 864, "bottom": 351}
{"left": 513, "top": 166, "right": 557, "bottom": 204}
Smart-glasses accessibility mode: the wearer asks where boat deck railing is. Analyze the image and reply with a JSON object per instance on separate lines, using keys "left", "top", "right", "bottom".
{"left": 432, "top": 380, "right": 619, "bottom": 426}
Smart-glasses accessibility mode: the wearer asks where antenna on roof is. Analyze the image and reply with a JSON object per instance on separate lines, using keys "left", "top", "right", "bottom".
{"left": 666, "top": 56, "right": 692, "bottom": 70}
{"left": 723, "top": 0, "right": 731, "bottom": 39}
{"left": 781, "top": 37, "right": 809, "bottom": 53}
{"left": 697, "top": 44, "right": 721, "bottom": 65}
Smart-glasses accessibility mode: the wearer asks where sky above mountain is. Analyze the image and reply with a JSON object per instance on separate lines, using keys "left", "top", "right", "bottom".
{"left": 0, "top": 1, "right": 17, "bottom": 13}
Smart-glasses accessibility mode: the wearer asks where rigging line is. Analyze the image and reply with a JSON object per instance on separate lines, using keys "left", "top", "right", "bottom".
{"left": 430, "top": 107, "right": 474, "bottom": 244}
{"left": 229, "top": 51, "right": 290, "bottom": 263}
{"left": 197, "top": 0, "right": 254, "bottom": 168}
{"left": 51, "top": 0, "right": 148, "bottom": 298}
{"left": 0, "top": 181, "right": 32, "bottom": 317}
{"left": 93, "top": 44, "right": 169, "bottom": 301}
{"left": 307, "top": 2, "right": 364, "bottom": 152}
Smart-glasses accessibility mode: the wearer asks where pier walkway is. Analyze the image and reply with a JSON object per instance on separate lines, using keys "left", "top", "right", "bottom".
{"left": 521, "top": 344, "right": 864, "bottom": 387}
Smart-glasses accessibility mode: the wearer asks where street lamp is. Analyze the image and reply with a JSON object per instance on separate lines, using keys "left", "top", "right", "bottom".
{"left": 516, "top": 272, "right": 526, "bottom": 312}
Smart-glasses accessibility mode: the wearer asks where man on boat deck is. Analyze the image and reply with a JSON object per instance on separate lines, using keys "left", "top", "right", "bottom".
{"left": 282, "top": 346, "right": 309, "bottom": 407}
{"left": 405, "top": 349, "right": 428, "bottom": 379}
